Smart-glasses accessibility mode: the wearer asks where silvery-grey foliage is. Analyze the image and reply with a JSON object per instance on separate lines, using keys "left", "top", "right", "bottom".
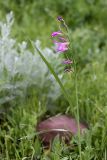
{"left": 0, "top": 12, "right": 63, "bottom": 106}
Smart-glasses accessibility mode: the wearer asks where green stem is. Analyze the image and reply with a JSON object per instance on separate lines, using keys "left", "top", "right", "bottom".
{"left": 67, "top": 28, "right": 82, "bottom": 158}
{"left": 74, "top": 61, "right": 82, "bottom": 160}
{"left": 61, "top": 24, "right": 82, "bottom": 158}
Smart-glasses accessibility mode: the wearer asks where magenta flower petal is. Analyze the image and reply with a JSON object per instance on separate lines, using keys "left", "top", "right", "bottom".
{"left": 54, "top": 41, "right": 69, "bottom": 52}
{"left": 62, "top": 59, "right": 73, "bottom": 64}
{"left": 51, "top": 31, "right": 62, "bottom": 37}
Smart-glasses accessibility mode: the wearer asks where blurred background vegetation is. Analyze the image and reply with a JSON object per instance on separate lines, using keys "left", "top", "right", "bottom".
{"left": 0, "top": 0, "right": 107, "bottom": 159}
{"left": 0, "top": 0, "right": 107, "bottom": 41}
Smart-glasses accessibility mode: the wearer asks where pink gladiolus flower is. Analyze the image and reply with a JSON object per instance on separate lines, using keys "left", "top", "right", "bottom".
{"left": 54, "top": 41, "right": 69, "bottom": 52}
{"left": 51, "top": 31, "right": 62, "bottom": 37}
{"left": 62, "top": 59, "right": 73, "bottom": 64}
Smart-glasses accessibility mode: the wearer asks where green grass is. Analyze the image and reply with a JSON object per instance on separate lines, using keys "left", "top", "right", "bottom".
{"left": 0, "top": 0, "right": 107, "bottom": 159}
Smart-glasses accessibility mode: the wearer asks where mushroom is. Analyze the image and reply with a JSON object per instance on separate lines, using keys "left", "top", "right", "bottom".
{"left": 36, "top": 115, "right": 87, "bottom": 146}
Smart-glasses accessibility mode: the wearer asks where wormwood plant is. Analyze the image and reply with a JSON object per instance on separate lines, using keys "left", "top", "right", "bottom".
{"left": 34, "top": 16, "right": 82, "bottom": 160}
{"left": 0, "top": 12, "right": 63, "bottom": 110}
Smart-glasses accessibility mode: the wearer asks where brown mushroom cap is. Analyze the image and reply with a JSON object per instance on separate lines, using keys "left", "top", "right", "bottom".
{"left": 36, "top": 115, "right": 87, "bottom": 145}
